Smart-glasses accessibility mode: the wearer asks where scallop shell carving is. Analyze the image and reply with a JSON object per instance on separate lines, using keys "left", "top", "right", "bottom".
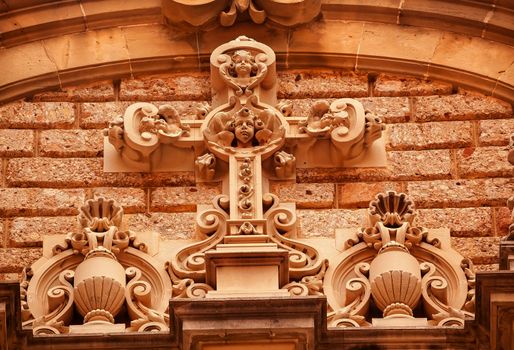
{"left": 74, "top": 276, "right": 125, "bottom": 321}
{"left": 368, "top": 191, "right": 415, "bottom": 228}
{"left": 370, "top": 270, "right": 422, "bottom": 312}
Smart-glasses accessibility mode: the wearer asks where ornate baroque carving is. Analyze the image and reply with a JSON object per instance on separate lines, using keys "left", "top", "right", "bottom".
{"left": 325, "top": 191, "right": 475, "bottom": 327}
{"left": 162, "top": 0, "right": 321, "bottom": 29}
{"left": 21, "top": 197, "right": 171, "bottom": 334}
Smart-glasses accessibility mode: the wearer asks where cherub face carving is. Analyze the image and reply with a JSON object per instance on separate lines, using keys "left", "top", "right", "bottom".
{"left": 234, "top": 108, "right": 255, "bottom": 147}
{"left": 232, "top": 50, "right": 254, "bottom": 78}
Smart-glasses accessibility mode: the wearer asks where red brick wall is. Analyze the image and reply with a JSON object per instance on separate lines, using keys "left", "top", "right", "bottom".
{"left": 0, "top": 70, "right": 512, "bottom": 278}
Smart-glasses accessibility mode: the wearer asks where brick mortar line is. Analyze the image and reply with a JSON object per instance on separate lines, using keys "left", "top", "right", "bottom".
{"left": 471, "top": 120, "right": 480, "bottom": 147}
{"left": 333, "top": 183, "right": 339, "bottom": 209}
{"left": 407, "top": 96, "right": 415, "bottom": 123}
{"left": 2, "top": 219, "right": 8, "bottom": 248}
{"left": 74, "top": 103, "right": 81, "bottom": 128}
{"left": 1, "top": 159, "right": 6, "bottom": 187}
{"left": 33, "top": 130, "right": 40, "bottom": 157}
{"left": 491, "top": 207, "right": 499, "bottom": 237}
{"left": 146, "top": 188, "right": 151, "bottom": 214}
{"left": 449, "top": 149, "right": 459, "bottom": 179}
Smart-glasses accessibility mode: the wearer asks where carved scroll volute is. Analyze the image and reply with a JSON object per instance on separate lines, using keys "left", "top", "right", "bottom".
{"left": 105, "top": 102, "right": 190, "bottom": 172}
{"left": 210, "top": 36, "right": 277, "bottom": 108}
{"left": 326, "top": 99, "right": 382, "bottom": 160}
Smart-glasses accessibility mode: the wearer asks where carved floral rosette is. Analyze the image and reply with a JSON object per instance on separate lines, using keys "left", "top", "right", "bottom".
{"left": 22, "top": 198, "right": 172, "bottom": 334}
{"left": 325, "top": 191, "right": 475, "bottom": 328}
{"left": 162, "top": 0, "right": 322, "bottom": 29}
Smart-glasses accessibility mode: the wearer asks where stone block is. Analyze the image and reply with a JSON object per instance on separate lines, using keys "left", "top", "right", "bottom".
{"left": 0, "top": 273, "right": 20, "bottom": 281}
{"left": 288, "top": 21, "right": 362, "bottom": 68}
{"left": 92, "top": 187, "right": 147, "bottom": 213}
{"left": 42, "top": 28, "right": 130, "bottom": 71}
{"left": 0, "top": 188, "right": 85, "bottom": 216}
{"left": 9, "top": 216, "right": 79, "bottom": 247}
{"left": 359, "top": 22, "right": 441, "bottom": 62}
{"left": 297, "top": 149, "right": 452, "bottom": 183}
{"left": 451, "top": 237, "right": 500, "bottom": 265}
{"left": 413, "top": 94, "right": 512, "bottom": 122}
{"left": 297, "top": 209, "right": 366, "bottom": 238}
{"left": 119, "top": 73, "right": 211, "bottom": 101}
{"left": 474, "top": 264, "right": 499, "bottom": 272}
{"left": 270, "top": 183, "right": 334, "bottom": 209}
{"left": 6, "top": 158, "right": 195, "bottom": 188}
{"left": 495, "top": 206, "right": 512, "bottom": 237}
{"left": 338, "top": 182, "right": 402, "bottom": 208}
{"left": 387, "top": 121, "right": 473, "bottom": 150}
{"left": 39, "top": 129, "right": 103, "bottom": 157}
{"left": 357, "top": 97, "right": 411, "bottom": 123}
{"left": 124, "top": 212, "right": 196, "bottom": 240}
{"left": 406, "top": 178, "right": 514, "bottom": 208}
{"left": 0, "top": 248, "right": 42, "bottom": 273}
{"left": 373, "top": 74, "right": 453, "bottom": 97}
{"left": 0, "top": 101, "right": 75, "bottom": 129}
{"left": 31, "top": 81, "right": 115, "bottom": 102}
{"left": 150, "top": 185, "right": 221, "bottom": 212}
{"left": 278, "top": 71, "right": 368, "bottom": 99}
{"left": 80, "top": 102, "right": 130, "bottom": 129}
{"left": 479, "top": 119, "right": 514, "bottom": 146}
{"left": 457, "top": 146, "right": 514, "bottom": 178}
{"left": 417, "top": 207, "right": 493, "bottom": 237}
{"left": 431, "top": 33, "right": 514, "bottom": 80}
{"left": 0, "top": 130, "right": 34, "bottom": 157}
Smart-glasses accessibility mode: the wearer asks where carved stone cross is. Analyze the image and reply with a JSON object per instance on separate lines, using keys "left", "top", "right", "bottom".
{"left": 104, "top": 36, "right": 386, "bottom": 297}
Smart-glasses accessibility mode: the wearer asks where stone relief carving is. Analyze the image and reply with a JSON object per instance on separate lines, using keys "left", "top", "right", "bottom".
{"left": 162, "top": 0, "right": 321, "bottom": 29}
{"left": 21, "top": 197, "right": 171, "bottom": 334}
{"left": 16, "top": 36, "right": 473, "bottom": 337}
{"left": 104, "top": 103, "right": 191, "bottom": 172}
{"left": 325, "top": 191, "right": 475, "bottom": 328}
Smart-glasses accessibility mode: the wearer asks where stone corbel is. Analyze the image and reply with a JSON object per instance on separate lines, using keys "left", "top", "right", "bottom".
{"left": 104, "top": 103, "right": 197, "bottom": 172}
{"left": 289, "top": 98, "right": 386, "bottom": 168}
{"left": 162, "top": 0, "right": 321, "bottom": 29}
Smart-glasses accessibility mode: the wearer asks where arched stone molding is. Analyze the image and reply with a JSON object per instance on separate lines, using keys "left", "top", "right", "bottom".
{"left": 0, "top": 1, "right": 512, "bottom": 47}
{"left": 1, "top": 20, "right": 513, "bottom": 104}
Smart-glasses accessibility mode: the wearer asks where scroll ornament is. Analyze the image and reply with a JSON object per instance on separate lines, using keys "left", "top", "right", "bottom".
{"left": 20, "top": 197, "right": 171, "bottom": 334}
{"left": 326, "top": 191, "right": 475, "bottom": 328}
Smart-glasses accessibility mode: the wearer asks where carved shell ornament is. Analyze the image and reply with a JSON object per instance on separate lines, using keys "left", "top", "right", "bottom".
{"left": 325, "top": 191, "right": 476, "bottom": 328}
{"left": 21, "top": 197, "right": 172, "bottom": 334}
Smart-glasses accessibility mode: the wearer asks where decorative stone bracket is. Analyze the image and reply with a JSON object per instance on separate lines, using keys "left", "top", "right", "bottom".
{"left": 325, "top": 191, "right": 475, "bottom": 328}
{"left": 162, "top": 0, "right": 322, "bottom": 29}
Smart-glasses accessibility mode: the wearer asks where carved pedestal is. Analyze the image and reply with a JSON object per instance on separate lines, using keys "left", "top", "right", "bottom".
{"left": 205, "top": 235, "right": 290, "bottom": 297}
